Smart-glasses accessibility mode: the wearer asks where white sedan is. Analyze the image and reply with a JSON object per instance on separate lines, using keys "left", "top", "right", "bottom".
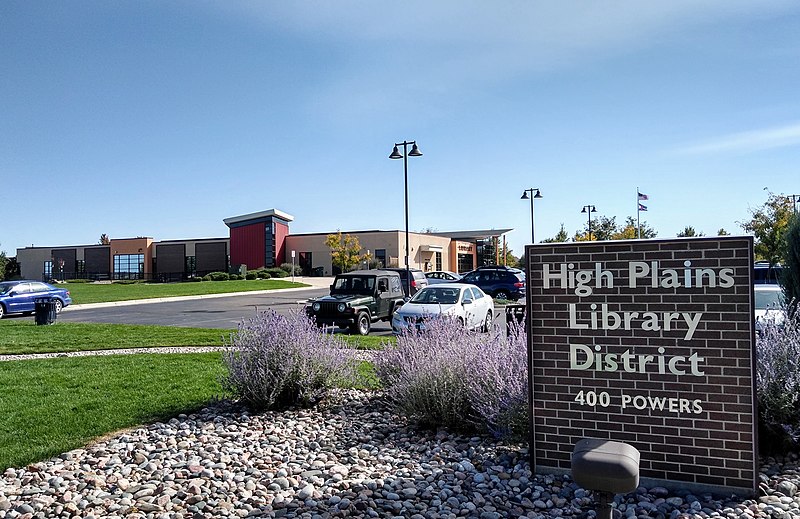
{"left": 391, "top": 283, "right": 494, "bottom": 334}
{"left": 424, "top": 270, "right": 463, "bottom": 284}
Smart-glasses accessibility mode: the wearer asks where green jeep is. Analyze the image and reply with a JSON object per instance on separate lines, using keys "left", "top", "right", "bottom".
{"left": 306, "top": 270, "right": 406, "bottom": 335}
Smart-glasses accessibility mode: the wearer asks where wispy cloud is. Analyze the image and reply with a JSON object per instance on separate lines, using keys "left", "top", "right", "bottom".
{"left": 678, "top": 123, "right": 800, "bottom": 155}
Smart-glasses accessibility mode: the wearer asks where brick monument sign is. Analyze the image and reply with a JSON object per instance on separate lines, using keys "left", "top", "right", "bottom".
{"left": 525, "top": 237, "right": 756, "bottom": 494}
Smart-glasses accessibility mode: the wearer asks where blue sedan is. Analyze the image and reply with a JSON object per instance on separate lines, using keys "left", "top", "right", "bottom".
{"left": 0, "top": 281, "right": 72, "bottom": 319}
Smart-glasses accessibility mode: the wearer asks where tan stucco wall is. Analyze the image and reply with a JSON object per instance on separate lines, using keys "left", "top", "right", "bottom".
{"left": 284, "top": 231, "right": 453, "bottom": 275}
{"left": 110, "top": 238, "right": 154, "bottom": 275}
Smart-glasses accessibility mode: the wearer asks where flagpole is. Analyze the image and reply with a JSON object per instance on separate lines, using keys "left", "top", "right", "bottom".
{"left": 637, "top": 187, "right": 641, "bottom": 239}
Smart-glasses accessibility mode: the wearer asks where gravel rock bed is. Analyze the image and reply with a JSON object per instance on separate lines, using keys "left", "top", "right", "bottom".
{"left": 0, "top": 347, "right": 227, "bottom": 362}
{"left": 1, "top": 389, "right": 798, "bottom": 519}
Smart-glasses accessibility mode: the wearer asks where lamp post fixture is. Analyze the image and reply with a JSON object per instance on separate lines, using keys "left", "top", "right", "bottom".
{"left": 389, "top": 140, "right": 423, "bottom": 292}
{"left": 520, "top": 188, "right": 543, "bottom": 244}
{"left": 787, "top": 194, "right": 800, "bottom": 214}
{"left": 581, "top": 205, "right": 597, "bottom": 240}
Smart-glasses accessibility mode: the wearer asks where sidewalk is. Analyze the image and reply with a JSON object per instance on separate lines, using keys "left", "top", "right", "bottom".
{"left": 62, "top": 276, "right": 335, "bottom": 312}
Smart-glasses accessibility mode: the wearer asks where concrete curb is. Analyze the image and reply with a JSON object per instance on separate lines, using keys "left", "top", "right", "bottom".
{"left": 62, "top": 280, "right": 333, "bottom": 312}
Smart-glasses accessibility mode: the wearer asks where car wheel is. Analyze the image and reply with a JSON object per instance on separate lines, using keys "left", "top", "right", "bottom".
{"left": 0, "top": 304, "right": 5, "bottom": 319}
{"left": 351, "top": 311, "right": 371, "bottom": 335}
{"left": 494, "top": 290, "right": 510, "bottom": 300}
{"left": 54, "top": 299, "right": 64, "bottom": 313}
{"left": 482, "top": 310, "right": 493, "bottom": 333}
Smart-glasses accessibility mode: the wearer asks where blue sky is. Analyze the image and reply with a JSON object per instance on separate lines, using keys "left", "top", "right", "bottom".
{"left": 2, "top": 1, "right": 799, "bottom": 259}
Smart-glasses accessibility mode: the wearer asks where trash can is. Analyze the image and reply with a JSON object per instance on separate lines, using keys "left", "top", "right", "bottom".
{"left": 505, "top": 304, "right": 525, "bottom": 335}
{"left": 34, "top": 297, "right": 58, "bottom": 325}
{"left": 312, "top": 266, "right": 325, "bottom": 277}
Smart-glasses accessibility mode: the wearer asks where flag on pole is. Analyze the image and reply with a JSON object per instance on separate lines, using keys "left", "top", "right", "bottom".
{"left": 638, "top": 191, "right": 649, "bottom": 201}
{"left": 638, "top": 203, "right": 648, "bottom": 211}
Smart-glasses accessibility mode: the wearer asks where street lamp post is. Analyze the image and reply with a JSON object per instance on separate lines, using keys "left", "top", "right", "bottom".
{"left": 581, "top": 205, "right": 597, "bottom": 240}
{"left": 389, "top": 140, "right": 423, "bottom": 294}
{"left": 787, "top": 194, "right": 800, "bottom": 214}
{"left": 520, "top": 188, "right": 543, "bottom": 243}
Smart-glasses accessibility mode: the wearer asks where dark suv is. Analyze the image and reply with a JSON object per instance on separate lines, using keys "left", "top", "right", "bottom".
{"left": 383, "top": 267, "right": 429, "bottom": 297}
{"left": 460, "top": 265, "right": 525, "bottom": 301}
{"left": 306, "top": 270, "right": 406, "bottom": 335}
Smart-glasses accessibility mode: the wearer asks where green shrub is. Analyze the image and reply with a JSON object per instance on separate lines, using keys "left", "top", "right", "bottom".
{"left": 264, "top": 268, "right": 287, "bottom": 278}
{"left": 280, "top": 263, "right": 302, "bottom": 276}
{"left": 222, "top": 310, "right": 357, "bottom": 411}
{"left": 245, "top": 273, "right": 257, "bottom": 280}
{"left": 187, "top": 277, "right": 203, "bottom": 282}
{"left": 66, "top": 279, "right": 93, "bottom": 284}
{"left": 229, "top": 274, "right": 241, "bottom": 280}
{"left": 255, "top": 270, "right": 271, "bottom": 279}
{"left": 205, "top": 272, "right": 230, "bottom": 281}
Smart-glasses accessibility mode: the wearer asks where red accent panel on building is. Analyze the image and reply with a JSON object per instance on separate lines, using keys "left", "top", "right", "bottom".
{"left": 230, "top": 223, "right": 265, "bottom": 269}
{"left": 275, "top": 220, "right": 289, "bottom": 266}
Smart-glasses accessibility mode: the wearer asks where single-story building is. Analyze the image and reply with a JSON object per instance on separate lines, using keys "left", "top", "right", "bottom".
{"left": 15, "top": 208, "right": 512, "bottom": 281}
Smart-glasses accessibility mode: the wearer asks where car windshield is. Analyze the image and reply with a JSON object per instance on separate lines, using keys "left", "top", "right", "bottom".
{"left": 0, "top": 283, "right": 15, "bottom": 295}
{"left": 755, "top": 289, "right": 784, "bottom": 310}
{"left": 331, "top": 276, "right": 375, "bottom": 295}
{"left": 410, "top": 287, "right": 460, "bottom": 305}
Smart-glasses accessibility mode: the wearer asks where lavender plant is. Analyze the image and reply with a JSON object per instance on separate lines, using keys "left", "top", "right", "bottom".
{"left": 222, "top": 309, "right": 357, "bottom": 411}
{"left": 756, "top": 301, "right": 800, "bottom": 452}
{"left": 376, "top": 316, "right": 529, "bottom": 438}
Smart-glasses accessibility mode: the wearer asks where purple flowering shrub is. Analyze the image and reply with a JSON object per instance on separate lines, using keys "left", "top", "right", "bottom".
{"left": 376, "top": 316, "right": 529, "bottom": 438}
{"left": 756, "top": 302, "right": 800, "bottom": 453}
{"left": 222, "top": 309, "right": 357, "bottom": 411}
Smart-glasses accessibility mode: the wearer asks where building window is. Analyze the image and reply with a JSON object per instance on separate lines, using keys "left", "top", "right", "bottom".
{"left": 435, "top": 252, "right": 442, "bottom": 271}
{"left": 44, "top": 261, "right": 52, "bottom": 279}
{"left": 185, "top": 256, "right": 196, "bottom": 277}
{"left": 114, "top": 254, "right": 144, "bottom": 280}
{"left": 76, "top": 260, "right": 86, "bottom": 278}
{"left": 265, "top": 221, "right": 275, "bottom": 267}
{"left": 375, "top": 249, "right": 386, "bottom": 268}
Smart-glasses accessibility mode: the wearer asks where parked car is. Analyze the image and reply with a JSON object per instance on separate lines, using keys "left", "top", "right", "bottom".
{"left": 460, "top": 265, "right": 526, "bottom": 301}
{"left": 305, "top": 270, "right": 406, "bottom": 335}
{"left": 755, "top": 284, "right": 786, "bottom": 334}
{"left": 391, "top": 283, "right": 494, "bottom": 334}
{"left": 383, "top": 267, "right": 429, "bottom": 296}
{"left": 0, "top": 281, "right": 72, "bottom": 319}
{"left": 754, "top": 262, "right": 783, "bottom": 284}
{"left": 424, "top": 270, "right": 462, "bottom": 284}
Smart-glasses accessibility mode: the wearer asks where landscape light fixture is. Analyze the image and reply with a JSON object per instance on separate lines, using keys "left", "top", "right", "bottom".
{"left": 520, "top": 189, "right": 543, "bottom": 244}
{"left": 581, "top": 205, "right": 598, "bottom": 240}
{"left": 389, "top": 140, "right": 423, "bottom": 293}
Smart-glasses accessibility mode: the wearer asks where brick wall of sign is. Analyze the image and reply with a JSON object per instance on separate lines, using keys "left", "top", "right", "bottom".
{"left": 525, "top": 237, "right": 756, "bottom": 493}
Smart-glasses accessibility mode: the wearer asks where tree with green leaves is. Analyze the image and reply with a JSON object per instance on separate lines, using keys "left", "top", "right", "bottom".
{"left": 325, "top": 231, "right": 368, "bottom": 273}
{"left": 0, "top": 246, "right": 6, "bottom": 281}
{"left": 739, "top": 191, "right": 794, "bottom": 265}
{"left": 542, "top": 224, "right": 569, "bottom": 243}
{"left": 99, "top": 233, "right": 110, "bottom": 245}
{"left": 782, "top": 214, "right": 800, "bottom": 305}
{"left": 574, "top": 216, "right": 618, "bottom": 241}
{"left": 717, "top": 228, "right": 730, "bottom": 236}
{"left": 612, "top": 216, "right": 657, "bottom": 240}
{"left": 677, "top": 226, "right": 704, "bottom": 237}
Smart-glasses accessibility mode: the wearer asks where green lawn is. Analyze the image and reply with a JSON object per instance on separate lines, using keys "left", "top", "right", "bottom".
{"left": 0, "top": 320, "right": 391, "bottom": 354}
{"left": 0, "top": 319, "right": 386, "bottom": 469}
{"left": 63, "top": 278, "right": 307, "bottom": 304}
{"left": 0, "top": 353, "right": 226, "bottom": 469}
{"left": 0, "top": 320, "right": 229, "bottom": 354}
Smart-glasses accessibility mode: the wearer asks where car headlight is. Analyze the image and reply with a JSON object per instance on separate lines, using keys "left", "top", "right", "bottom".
{"left": 312, "top": 302, "right": 321, "bottom": 312}
{"left": 337, "top": 303, "right": 346, "bottom": 313}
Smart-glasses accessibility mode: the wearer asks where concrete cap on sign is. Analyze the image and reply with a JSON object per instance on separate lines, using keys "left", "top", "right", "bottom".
{"left": 571, "top": 438, "right": 640, "bottom": 494}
